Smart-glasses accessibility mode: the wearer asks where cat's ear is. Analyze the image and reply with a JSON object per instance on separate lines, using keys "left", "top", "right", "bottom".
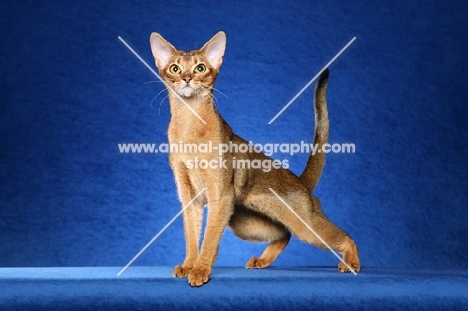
{"left": 150, "top": 32, "right": 176, "bottom": 69}
{"left": 201, "top": 31, "right": 226, "bottom": 70}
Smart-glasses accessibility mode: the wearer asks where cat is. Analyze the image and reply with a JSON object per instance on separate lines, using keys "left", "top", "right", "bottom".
{"left": 150, "top": 31, "right": 360, "bottom": 287}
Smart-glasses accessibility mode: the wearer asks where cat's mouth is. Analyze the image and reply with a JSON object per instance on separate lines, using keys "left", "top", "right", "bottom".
{"left": 176, "top": 85, "right": 196, "bottom": 98}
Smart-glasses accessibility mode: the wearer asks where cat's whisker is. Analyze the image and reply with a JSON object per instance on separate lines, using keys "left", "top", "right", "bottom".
{"left": 158, "top": 94, "right": 169, "bottom": 116}
{"left": 200, "top": 87, "right": 219, "bottom": 109}
{"left": 212, "top": 87, "right": 231, "bottom": 100}
{"left": 211, "top": 95, "right": 219, "bottom": 110}
{"left": 206, "top": 91, "right": 219, "bottom": 109}
{"left": 151, "top": 89, "right": 168, "bottom": 108}
{"left": 194, "top": 89, "right": 204, "bottom": 108}
{"left": 145, "top": 80, "right": 164, "bottom": 84}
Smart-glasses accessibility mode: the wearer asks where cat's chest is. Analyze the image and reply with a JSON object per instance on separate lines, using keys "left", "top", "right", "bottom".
{"left": 167, "top": 117, "right": 225, "bottom": 144}
{"left": 169, "top": 124, "right": 210, "bottom": 142}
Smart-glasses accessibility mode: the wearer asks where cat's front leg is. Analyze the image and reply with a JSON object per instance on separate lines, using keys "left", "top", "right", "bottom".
{"left": 170, "top": 163, "right": 205, "bottom": 278}
{"left": 187, "top": 188, "right": 234, "bottom": 286}
{"left": 172, "top": 198, "right": 204, "bottom": 278}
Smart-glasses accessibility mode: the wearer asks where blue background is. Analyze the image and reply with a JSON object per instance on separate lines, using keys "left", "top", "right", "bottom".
{"left": 1, "top": 0, "right": 467, "bottom": 269}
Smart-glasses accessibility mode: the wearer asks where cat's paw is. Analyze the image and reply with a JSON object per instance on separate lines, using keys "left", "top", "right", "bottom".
{"left": 338, "top": 261, "right": 360, "bottom": 273}
{"left": 173, "top": 265, "right": 192, "bottom": 278}
{"left": 187, "top": 265, "right": 211, "bottom": 287}
{"left": 245, "top": 256, "right": 271, "bottom": 269}
{"left": 338, "top": 240, "right": 360, "bottom": 273}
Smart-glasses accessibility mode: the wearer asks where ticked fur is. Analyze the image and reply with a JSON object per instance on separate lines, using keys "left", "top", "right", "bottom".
{"left": 150, "top": 31, "right": 360, "bottom": 287}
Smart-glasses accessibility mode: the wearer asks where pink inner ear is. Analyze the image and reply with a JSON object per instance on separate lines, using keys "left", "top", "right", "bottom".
{"left": 203, "top": 34, "right": 226, "bottom": 69}
{"left": 156, "top": 51, "right": 171, "bottom": 69}
{"left": 153, "top": 44, "right": 172, "bottom": 69}
{"left": 150, "top": 34, "right": 175, "bottom": 69}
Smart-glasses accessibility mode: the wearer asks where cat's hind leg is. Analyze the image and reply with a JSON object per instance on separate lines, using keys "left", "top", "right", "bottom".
{"left": 245, "top": 237, "right": 290, "bottom": 269}
{"left": 307, "top": 209, "right": 360, "bottom": 273}
{"left": 245, "top": 189, "right": 360, "bottom": 273}
{"left": 229, "top": 204, "right": 290, "bottom": 269}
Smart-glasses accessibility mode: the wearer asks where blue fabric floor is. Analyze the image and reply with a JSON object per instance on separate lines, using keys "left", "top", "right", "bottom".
{"left": 1, "top": 267, "right": 467, "bottom": 310}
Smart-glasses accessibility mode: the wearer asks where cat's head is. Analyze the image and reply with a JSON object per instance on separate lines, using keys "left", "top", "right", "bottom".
{"left": 150, "top": 32, "right": 226, "bottom": 98}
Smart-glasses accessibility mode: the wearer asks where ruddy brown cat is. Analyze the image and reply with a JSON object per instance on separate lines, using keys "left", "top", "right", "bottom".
{"left": 150, "top": 31, "right": 360, "bottom": 287}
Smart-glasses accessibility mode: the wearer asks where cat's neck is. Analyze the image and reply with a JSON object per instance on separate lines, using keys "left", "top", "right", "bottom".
{"left": 167, "top": 92, "right": 227, "bottom": 143}
{"left": 168, "top": 92, "right": 216, "bottom": 117}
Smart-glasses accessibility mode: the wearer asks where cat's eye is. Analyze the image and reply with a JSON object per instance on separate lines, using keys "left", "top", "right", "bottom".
{"left": 194, "top": 64, "right": 206, "bottom": 74}
{"left": 169, "top": 64, "right": 181, "bottom": 74}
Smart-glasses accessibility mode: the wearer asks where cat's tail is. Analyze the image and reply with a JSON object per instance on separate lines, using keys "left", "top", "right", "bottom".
{"left": 299, "top": 68, "right": 329, "bottom": 192}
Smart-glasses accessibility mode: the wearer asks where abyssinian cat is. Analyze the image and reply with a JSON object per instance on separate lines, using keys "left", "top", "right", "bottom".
{"left": 150, "top": 31, "right": 360, "bottom": 287}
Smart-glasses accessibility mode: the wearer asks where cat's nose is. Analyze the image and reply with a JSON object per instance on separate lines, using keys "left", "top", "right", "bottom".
{"left": 183, "top": 75, "right": 192, "bottom": 83}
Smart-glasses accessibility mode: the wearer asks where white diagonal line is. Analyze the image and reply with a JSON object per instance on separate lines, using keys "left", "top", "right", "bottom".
{"left": 117, "top": 188, "right": 206, "bottom": 276}
{"left": 268, "top": 37, "right": 356, "bottom": 124}
{"left": 268, "top": 188, "right": 357, "bottom": 275}
{"left": 118, "top": 36, "right": 207, "bottom": 125}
